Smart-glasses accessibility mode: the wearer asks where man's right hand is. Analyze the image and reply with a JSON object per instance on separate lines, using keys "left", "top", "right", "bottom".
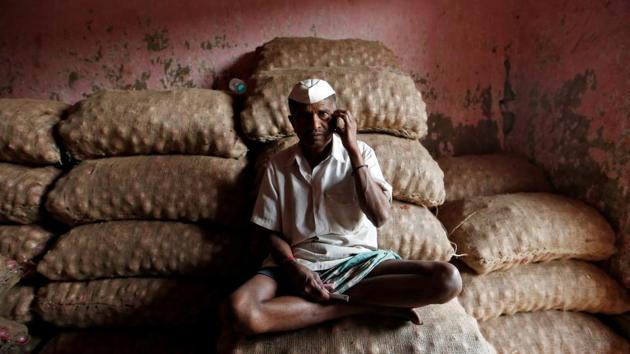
{"left": 281, "top": 260, "right": 332, "bottom": 302}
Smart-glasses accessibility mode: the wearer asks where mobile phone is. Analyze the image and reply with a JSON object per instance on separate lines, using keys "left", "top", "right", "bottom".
{"left": 329, "top": 115, "right": 338, "bottom": 132}
{"left": 330, "top": 110, "right": 345, "bottom": 133}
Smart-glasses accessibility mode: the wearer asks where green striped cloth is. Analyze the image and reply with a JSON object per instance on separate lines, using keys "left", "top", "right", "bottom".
{"left": 319, "top": 249, "right": 400, "bottom": 294}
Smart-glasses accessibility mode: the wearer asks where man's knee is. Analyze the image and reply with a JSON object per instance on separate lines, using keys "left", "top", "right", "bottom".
{"left": 224, "top": 291, "right": 267, "bottom": 335}
{"left": 430, "top": 262, "right": 463, "bottom": 303}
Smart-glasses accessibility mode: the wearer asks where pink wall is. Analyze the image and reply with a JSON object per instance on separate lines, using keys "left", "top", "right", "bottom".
{"left": 0, "top": 0, "right": 516, "bottom": 156}
{"left": 506, "top": 0, "right": 630, "bottom": 287}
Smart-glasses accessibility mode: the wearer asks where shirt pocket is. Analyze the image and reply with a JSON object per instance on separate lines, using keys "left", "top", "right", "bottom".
{"left": 324, "top": 184, "right": 363, "bottom": 231}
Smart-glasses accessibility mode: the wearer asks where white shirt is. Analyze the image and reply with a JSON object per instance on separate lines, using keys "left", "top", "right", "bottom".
{"left": 251, "top": 134, "right": 393, "bottom": 271}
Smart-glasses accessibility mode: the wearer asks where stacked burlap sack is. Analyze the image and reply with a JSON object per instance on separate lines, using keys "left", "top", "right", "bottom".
{"left": 234, "top": 37, "right": 497, "bottom": 353}
{"left": 28, "top": 89, "right": 253, "bottom": 352}
{"left": 241, "top": 37, "right": 428, "bottom": 142}
{"left": 0, "top": 99, "right": 68, "bottom": 351}
{"left": 437, "top": 154, "right": 630, "bottom": 353}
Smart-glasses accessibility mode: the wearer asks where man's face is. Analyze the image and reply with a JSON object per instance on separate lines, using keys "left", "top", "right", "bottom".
{"left": 289, "top": 97, "right": 336, "bottom": 151}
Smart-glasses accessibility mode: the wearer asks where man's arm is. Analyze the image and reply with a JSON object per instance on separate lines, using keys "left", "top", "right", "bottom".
{"left": 350, "top": 157, "right": 390, "bottom": 227}
{"left": 264, "top": 228, "right": 331, "bottom": 301}
{"left": 267, "top": 230, "right": 295, "bottom": 265}
{"left": 334, "top": 110, "right": 390, "bottom": 227}
{"left": 252, "top": 148, "right": 330, "bottom": 301}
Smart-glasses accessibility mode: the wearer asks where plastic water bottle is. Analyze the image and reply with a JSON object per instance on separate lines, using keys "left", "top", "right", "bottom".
{"left": 229, "top": 78, "right": 246, "bottom": 95}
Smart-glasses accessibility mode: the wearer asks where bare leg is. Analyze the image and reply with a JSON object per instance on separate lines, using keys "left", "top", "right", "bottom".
{"left": 218, "top": 274, "right": 420, "bottom": 353}
{"left": 223, "top": 275, "right": 415, "bottom": 333}
{"left": 219, "top": 260, "right": 461, "bottom": 352}
{"left": 345, "top": 260, "right": 463, "bottom": 307}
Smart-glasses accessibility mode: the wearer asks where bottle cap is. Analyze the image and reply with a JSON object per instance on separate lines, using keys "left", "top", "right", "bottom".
{"left": 229, "top": 78, "right": 246, "bottom": 94}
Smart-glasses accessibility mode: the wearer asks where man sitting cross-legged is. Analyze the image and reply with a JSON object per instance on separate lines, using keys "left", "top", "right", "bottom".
{"left": 219, "top": 79, "right": 462, "bottom": 352}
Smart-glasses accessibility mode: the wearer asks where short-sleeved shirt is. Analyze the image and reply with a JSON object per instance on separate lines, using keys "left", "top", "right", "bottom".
{"left": 251, "top": 134, "right": 393, "bottom": 271}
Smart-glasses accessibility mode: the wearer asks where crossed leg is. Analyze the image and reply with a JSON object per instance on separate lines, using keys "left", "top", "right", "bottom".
{"left": 218, "top": 260, "right": 462, "bottom": 352}
{"left": 346, "top": 259, "right": 462, "bottom": 307}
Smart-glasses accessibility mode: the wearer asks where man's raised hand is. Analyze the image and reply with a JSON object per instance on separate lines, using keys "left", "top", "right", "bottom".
{"left": 333, "top": 110, "right": 359, "bottom": 153}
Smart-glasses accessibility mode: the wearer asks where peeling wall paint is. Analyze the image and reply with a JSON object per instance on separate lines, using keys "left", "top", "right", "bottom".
{"left": 507, "top": 0, "right": 630, "bottom": 288}
{"left": 422, "top": 114, "right": 501, "bottom": 157}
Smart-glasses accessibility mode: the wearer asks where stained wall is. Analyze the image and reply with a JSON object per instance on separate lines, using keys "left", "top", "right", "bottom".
{"left": 507, "top": 0, "right": 630, "bottom": 287}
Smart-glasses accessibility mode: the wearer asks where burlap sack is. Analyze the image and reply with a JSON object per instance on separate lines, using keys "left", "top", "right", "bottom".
{"left": 0, "top": 255, "right": 22, "bottom": 299}
{"left": 253, "top": 136, "right": 299, "bottom": 186}
{"left": 36, "top": 278, "right": 215, "bottom": 327}
{"left": 45, "top": 155, "right": 250, "bottom": 226}
{"left": 0, "top": 225, "right": 54, "bottom": 264}
{"left": 39, "top": 331, "right": 200, "bottom": 354}
{"left": 255, "top": 135, "right": 445, "bottom": 206}
{"left": 361, "top": 134, "right": 445, "bottom": 206}
{"left": 241, "top": 67, "right": 427, "bottom": 142}
{"left": 59, "top": 89, "right": 247, "bottom": 160}
{"left": 37, "top": 221, "right": 250, "bottom": 280}
{"left": 254, "top": 37, "right": 402, "bottom": 72}
{"left": 480, "top": 311, "right": 630, "bottom": 354}
{"left": 437, "top": 154, "right": 552, "bottom": 202}
{"left": 0, "top": 98, "right": 67, "bottom": 165}
{"left": 235, "top": 299, "right": 495, "bottom": 354}
{"left": 378, "top": 201, "right": 453, "bottom": 261}
{"left": 458, "top": 260, "right": 630, "bottom": 321}
{"left": 0, "top": 286, "right": 34, "bottom": 323}
{"left": 0, "top": 163, "right": 61, "bottom": 224}
{"left": 0, "top": 317, "right": 29, "bottom": 349}
{"left": 438, "top": 193, "right": 616, "bottom": 274}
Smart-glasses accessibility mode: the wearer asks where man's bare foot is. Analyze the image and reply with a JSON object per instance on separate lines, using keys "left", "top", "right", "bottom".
{"left": 373, "top": 307, "right": 422, "bottom": 325}
{"left": 401, "top": 308, "right": 422, "bottom": 325}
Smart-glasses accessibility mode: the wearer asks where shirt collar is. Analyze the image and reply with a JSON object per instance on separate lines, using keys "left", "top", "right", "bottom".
{"left": 289, "top": 134, "right": 347, "bottom": 167}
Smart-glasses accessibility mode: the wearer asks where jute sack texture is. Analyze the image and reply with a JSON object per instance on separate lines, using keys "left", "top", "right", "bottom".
{"left": 0, "top": 99, "right": 68, "bottom": 165}
{"left": 37, "top": 221, "right": 249, "bottom": 280}
{"left": 36, "top": 278, "right": 214, "bottom": 327}
{"left": 458, "top": 260, "right": 630, "bottom": 321}
{"left": 0, "top": 286, "right": 34, "bottom": 323}
{"left": 235, "top": 299, "right": 496, "bottom": 354}
{"left": 379, "top": 201, "right": 453, "bottom": 261}
{"left": 0, "top": 316, "right": 29, "bottom": 349}
{"left": 0, "top": 225, "right": 54, "bottom": 264}
{"left": 39, "top": 331, "right": 200, "bottom": 354}
{"left": 361, "top": 134, "right": 445, "bottom": 206}
{"left": 437, "top": 154, "right": 552, "bottom": 202}
{"left": 479, "top": 311, "right": 630, "bottom": 354}
{"left": 255, "top": 134, "right": 445, "bottom": 207}
{"left": 438, "top": 193, "right": 616, "bottom": 274}
{"left": 0, "top": 163, "right": 61, "bottom": 224}
{"left": 0, "top": 255, "right": 22, "bottom": 298}
{"left": 241, "top": 67, "right": 427, "bottom": 142}
{"left": 254, "top": 37, "right": 402, "bottom": 72}
{"left": 59, "top": 89, "right": 247, "bottom": 160}
{"left": 45, "top": 155, "right": 249, "bottom": 226}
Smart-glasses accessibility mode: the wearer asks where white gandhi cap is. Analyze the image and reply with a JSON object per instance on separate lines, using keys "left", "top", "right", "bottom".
{"left": 288, "top": 79, "right": 336, "bottom": 104}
